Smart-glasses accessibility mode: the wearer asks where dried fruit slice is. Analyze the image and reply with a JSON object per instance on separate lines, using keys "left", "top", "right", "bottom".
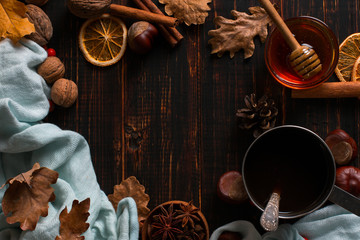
{"left": 335, "top": 33, "right": 360, "bottom": 82}
{"left": 351, "top": 56, "right": 360, "bottom": 81}
{"left": 79, "top": 14, "right": 127, "bottom": 67}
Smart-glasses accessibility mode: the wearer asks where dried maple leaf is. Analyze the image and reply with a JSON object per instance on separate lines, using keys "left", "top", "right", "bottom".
{"left": 108, "top": 176, "right": 150, "bottom": 223}
{"left": 208, "top": 6, "right": 271, "bottom": 58}
{"left": 0, "top": 163, "right": 58, "bottom": 231}
{"left": 0, "top": 0, "right": 35, "bottom": 42}
{"left": 158, "top": 0, "right": 211, "bottom": 26}
{"left": 55, "top": 198, "right": 90, "bottom": 240}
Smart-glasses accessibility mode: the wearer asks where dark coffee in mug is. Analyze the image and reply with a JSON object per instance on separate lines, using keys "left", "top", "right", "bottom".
{"left": 243, "top": 126, "right": 334, "bottom": 215}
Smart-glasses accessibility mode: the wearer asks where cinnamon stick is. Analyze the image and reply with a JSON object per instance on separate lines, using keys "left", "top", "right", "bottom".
{"left": 140, "top": 0, "right": 183, "bottom": 41}
{"left": 132, "top": 0, "right": 183, "bottom": 46}
{"left": 109, "top": 4, "right": 178, "bottom": 27}
{"left": 291, "top": 82, "right": 360, "bottom": 98}
{"left": 156, "top": 25, "right": 179, "bottom": 47}
{"left": 131, "top": 0, "right": 178, "bottom": 47}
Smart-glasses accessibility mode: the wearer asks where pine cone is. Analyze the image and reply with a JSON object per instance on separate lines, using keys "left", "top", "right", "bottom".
{"left": 236, "top": 93, "right": 278, "bottom": 138}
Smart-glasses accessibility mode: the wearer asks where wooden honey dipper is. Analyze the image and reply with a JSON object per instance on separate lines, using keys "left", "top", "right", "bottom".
{"left": 258, "top": 0, "right": 322, "bottom": 79}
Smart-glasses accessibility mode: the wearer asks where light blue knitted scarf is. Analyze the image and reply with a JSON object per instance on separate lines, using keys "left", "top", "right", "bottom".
{"left": 0, "top": 38, "right": 139, "bottom": 240}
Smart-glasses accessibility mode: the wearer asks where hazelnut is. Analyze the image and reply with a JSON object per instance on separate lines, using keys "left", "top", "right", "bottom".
{"left": 25, "top": 4, "right": 53, "bottom": 46}
{"left": 217, "top": 171, "right": 248, "bottom": 204}
{"left": 128, "top": 21, "right": 158, "bottom": 54}
{"left": 37, "top": 56, "right": 65, "bottom": 84}
{"left": 51, "top": 78, "right": 78, "bottom": 108}
{"left": 25, "top": 0, "right": 48, "bottom": 6}
{"left": 325, "top": 129, "right": 358, "bottom": 165}
{"left": 336, "top": 166, "right": 360, "bottom": 197}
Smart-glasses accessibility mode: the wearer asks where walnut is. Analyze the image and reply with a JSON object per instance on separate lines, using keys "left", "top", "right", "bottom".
{"left": 37, "top": 56, "right": 65, "bottom": 84}
{"left": 25, "top": 0, "right": 48, "bottom": 6}
{"left": 67, "top": 0, "right": 111, "bottom": 18}
{"left": 25, "top": 4, "right": 53, "bottom": 46}
{"left": 51, "top": 78, "right": 78, "bottom": 108}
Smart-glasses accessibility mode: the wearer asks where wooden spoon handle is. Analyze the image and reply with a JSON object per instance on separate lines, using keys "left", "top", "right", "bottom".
{"left": 258, "top": 0, "right": 300, "bottom": 50}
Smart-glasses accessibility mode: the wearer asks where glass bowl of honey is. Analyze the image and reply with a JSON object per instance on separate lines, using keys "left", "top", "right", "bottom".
{"left": 265, "top": 16, "right": 339, "bottom": 89}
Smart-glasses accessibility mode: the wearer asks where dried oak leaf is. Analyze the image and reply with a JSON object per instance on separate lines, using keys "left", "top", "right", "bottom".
{"left": 55, "top": 198, "right": 90, "bottom": 240}
{"left": 208, "top": 6, "right": 271, "bottom": 58}
{"left": 0, "top": 162, "right": 58, "bottom": 231}
{"left": 108, "top": 176, "right": 150, "bottom": 222}
{"left": 158, "top": 0, "right": 211, "bottom": 26}
{"left": 0, "top": 0, "right": 35, "bottom": 42}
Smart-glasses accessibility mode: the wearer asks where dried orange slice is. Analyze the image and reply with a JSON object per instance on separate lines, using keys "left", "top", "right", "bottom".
{"left": 351, "top": 57, "right": 360, "bottom": 81}
{"left": 335, "top": 33, "right": 360, "bottom": 81}
{"left": 79, "top": 14, "right": 127, "bottom": 67}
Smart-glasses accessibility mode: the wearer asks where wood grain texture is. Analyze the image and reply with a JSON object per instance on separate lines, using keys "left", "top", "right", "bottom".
{"left": 44, "top": 0, "right": 360, "bottom": 235}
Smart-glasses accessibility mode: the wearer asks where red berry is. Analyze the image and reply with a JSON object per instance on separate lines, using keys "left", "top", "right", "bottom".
{"left": 48, "top": 99, "right": 55, "bottom": 112}
{"left": 218, "top": 231, "right": 242, "bottom": 240}
{"left": 42, "top": 45, "right": 48, "bottom": 50}
{"left": 47, "top": 48, "right": 56, "bottom": 57}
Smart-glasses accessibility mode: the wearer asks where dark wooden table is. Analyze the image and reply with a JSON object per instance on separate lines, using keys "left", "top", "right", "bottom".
{"left": 43, "top": 0, "right": 360, "bottom": 236}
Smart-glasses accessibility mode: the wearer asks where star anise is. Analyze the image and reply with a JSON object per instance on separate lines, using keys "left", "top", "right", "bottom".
{"left": 175, "top": 201, "right": 201, "bottom": 228}
{"left": 151, "top": 203, "right": 183, "bottom": 240}
{"left": 153, "top": 203, "right": 176, "bottom": 220}
{"left": 179, "top": 224, "right": 205, "bottom": 240}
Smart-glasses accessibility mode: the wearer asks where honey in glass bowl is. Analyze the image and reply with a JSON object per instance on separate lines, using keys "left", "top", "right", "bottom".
{"left": 265, "top": 16, "right": 339, "bottom": 89}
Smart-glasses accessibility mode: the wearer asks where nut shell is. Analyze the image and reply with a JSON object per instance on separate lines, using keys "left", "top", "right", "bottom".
{"left": 25, "top": 0, "right": 48, "bottom": 6}
{"left": 128, "top": 21, "right": 158, "bottom": 54}
{"left": 217, "top": 171, "right": 248, "bottom": 204}
{"left": 25, "top": 4, "right": 53, "bottom": 46}
{"left": 38, "top": 57, "right": 65, "bottom": 84}
{"left": 336, "top": 166, "right": 360, "bottom": 197}
{"left": 325, "top": 129, "right": 358, "bottom": 163}
{"left": 331, "top": 141, "right": 353, "bottom": 165}
{"left": 67, "top": 0, "right": 111, "bottom": 18}
{"left": 51, "top": 78, "right": 78, "bottom": 108}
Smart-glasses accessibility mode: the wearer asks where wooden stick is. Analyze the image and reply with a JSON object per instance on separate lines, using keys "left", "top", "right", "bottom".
{"left": 291, "top": 82, "right": 360, "bottom": 98}
{"left": 109, "top": 4, "right": 178, "bottom": 27}
{"left": 258, "top": 0, "right": 300, "bottom": 50}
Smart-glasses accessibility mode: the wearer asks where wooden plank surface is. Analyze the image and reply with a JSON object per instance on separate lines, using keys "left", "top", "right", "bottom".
{"left": 44, "top": 0, "right": 360, "bottom": 235}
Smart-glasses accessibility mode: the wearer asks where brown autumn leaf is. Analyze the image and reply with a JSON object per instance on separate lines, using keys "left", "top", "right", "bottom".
{"left": 0, "top": 162, "right": 58, "bottom": 231}
{"left": 158, "top": 0, "right": 211, "bottom": 26}
{"left": 0, "top": 0, "right": 35, "bottom": 42}
{"left": 108, "top": 176, "right": 150, "bottom": 223}
{"left": 208, "top": 6, "right": 271, "bottom": 59}
{"left": 55, "top": 198, "right": 90, "bottom": 240}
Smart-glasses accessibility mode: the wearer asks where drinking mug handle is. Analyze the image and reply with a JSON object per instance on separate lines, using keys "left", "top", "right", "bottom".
{"left": 328, "top": 186, "right": 360, "bottom": 216}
